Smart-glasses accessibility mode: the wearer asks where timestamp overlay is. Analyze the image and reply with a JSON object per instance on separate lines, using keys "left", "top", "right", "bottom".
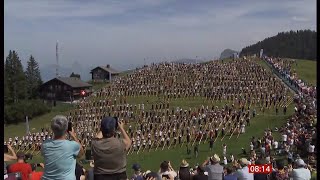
{"left": 248, "top": 164, "right": 272, "bottom": 174}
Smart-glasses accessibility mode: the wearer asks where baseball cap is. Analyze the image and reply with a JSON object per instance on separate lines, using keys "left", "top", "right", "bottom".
{"left": 132, "top": 163, "right": 141, "bottom": 171}
{"left": 100, "top": 117, "right": 117, "bottom": 135}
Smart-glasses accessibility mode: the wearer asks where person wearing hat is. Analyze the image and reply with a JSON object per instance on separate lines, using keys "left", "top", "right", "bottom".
{"left": 7, "top": 152, "right": 32, "bottom": 180}
{"left": 41, "top": 115, "right": 84, "bottom": 180}
{"left": 201, "top": 154, "right": 223, "bottom": 180}
{"left": 131, "top": 163, "right": 143, "bottom": 180}
{"left": 290, "top": 159, "right": 311, "bottom": 180}
{"left": 178, "top": 159, "right": 191, "bottom": 180}
{"left": 91, "top": 116, "right": 132, "bottom": 180}
{"left": 234, "top": 158, "right": 253, "bottom": 180}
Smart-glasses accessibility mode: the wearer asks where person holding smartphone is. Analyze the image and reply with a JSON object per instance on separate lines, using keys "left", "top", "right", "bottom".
{"left": 91, "top": 116, "right": 132, "bottom": 180}
{"left": 4, "top": 144, "right": 17, "bottom": 162}
{"left": 41, "top": 115, "right": 84, "bottom": 180}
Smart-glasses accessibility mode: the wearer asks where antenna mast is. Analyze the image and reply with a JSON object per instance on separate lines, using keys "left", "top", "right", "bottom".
{"left": 56, "top": 40, "right": 59, "bottom": 77}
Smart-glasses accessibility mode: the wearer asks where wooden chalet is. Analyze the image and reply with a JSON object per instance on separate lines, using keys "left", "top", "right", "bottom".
{"left": 39, "top": 77, "right": 92, "bottom": 101}
{"left": 90, "top": 64, "right": 119, "bottom": 82}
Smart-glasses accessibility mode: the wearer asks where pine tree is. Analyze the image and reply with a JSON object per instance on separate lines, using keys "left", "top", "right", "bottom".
{"left": 25, "top": 55, "right": 43, "bottom": 99}
{"left": 4, "top": 50, "right": 27, "bottom": 103}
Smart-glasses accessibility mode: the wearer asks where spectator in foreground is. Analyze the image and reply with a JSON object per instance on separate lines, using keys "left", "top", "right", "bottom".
{"left": 234, "top": 158, "right": 253, "bottom": 180}
{"left": 193, "top": 166, "right": 208, "bottom": 180}
{"left": 270, "top": 160, "right": 289, "bottom": 180}
{"left": 290, "top": 159, "right": 311, "bottom": 180}
{"left": 41, "top": 115, "right": 84, "bottom": 180}
{"left": 159, "top": 161, "right": 178, "bottom": 179}
{"left": 178, "top": 159, "right": 191, "bottom": 180}
{"left": 29, "top": 163, "right": 44, "bottom": 180}
{"left": 202, "top": 154, "right": 224, "bottom": 180}
{"left": 7, "top": 152, "right": 32, "bottom": 180}
{"left": 223, "top": 167, "right": 237, "bottom": 180}
{"left": 131, "top": 163, "right": 143, "bottom": 180}
{"left": 145, "top": 171, "right": 162, "bottom": 180}
{"left": 253, "top": 159, "right": 268, "bottom": 180}
{"left": 4, "top": 144, "right": 17, "bottom": 162}
{"left": 91, "top": 117, "right": 132, "bottom": 180}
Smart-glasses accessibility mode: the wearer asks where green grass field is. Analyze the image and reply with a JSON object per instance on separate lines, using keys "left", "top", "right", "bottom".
{"left": 4, "top": 98, "right": 295, "bottom": 174}
{"left": 293, "top": 59, "right": 317, "bottom": 86}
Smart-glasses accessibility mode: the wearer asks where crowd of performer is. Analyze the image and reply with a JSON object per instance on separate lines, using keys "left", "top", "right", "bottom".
{"left": 5, "top": 58, "right": 294, "bottom": 155}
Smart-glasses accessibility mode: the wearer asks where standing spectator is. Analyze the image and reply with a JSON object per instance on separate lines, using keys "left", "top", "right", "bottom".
{"left": 270, "top": 160, "right": 289, "bottom": 180}
{"left": 193, "top": 166, "right": 208, "bottom": 180}
{"left": 159, "top": 161, "right": 177, "bottom": 179}
{"left": 209, "top": 138, "right": 214, "bottom": 151}
{"left": 131, "top": 163, "right": 143, "bottom": 180}
{"left": 7, "top": 152, "right": 32, "bottom": 180}
{"left": 290, "top": 159, "right": 311, "bottom": 180}
{"left": 254, "top": 159, "right": 268, "bottom": 180}
{"left": 222, "top": 144, "right": 227, "bottom": 157}
{"left": 41, "top": 115, "right": 84, "bottom": 180}
{"left": 86, "top": 161, "right": 94, "bottom": 180}
{"left": 91, "top": 117, "right": 132, "bottom": 180}
{"left": 234, "top": 158, "right": 254, "bottom": 180}
{"left": 223, "top": 167, "right": 237, "bottom": 180}
{"left": 29, "top": 163, "right": 44, "bottom": 180}
{"left": 202, "top": 154, "right": 223, "bottom": 180}
{"left": 4, "top": 144, "right": 17, "bottom": 162}
{"left": 178, "top": 159, "right": 191, "bottom": 180}
{"left": 194, "top": 144, "right": 199, "bottom": 158}
{"left": 75, "top": 162, "right": 85, "bottom": 180}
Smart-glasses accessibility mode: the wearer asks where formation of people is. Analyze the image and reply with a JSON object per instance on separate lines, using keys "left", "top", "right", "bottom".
{"left": 4, "top": 57, "right": 316, "bottom": 180}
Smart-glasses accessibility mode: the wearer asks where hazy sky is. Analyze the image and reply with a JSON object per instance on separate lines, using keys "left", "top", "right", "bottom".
{"left": 4, "top": 0, "right": 316, "bottom": 70}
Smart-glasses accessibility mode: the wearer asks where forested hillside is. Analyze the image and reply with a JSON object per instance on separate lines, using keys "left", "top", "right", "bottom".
{"left": 240, "top": 30, "right": 316, "bottom": 60}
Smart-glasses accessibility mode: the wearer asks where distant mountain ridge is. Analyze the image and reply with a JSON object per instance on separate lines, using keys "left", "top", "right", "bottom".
{"left": 220, "top": 49, "right": 238, "bottom": 59}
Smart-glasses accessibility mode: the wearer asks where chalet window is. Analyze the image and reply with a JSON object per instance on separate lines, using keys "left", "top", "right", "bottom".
{"left": 64, "top": 85, "right": 68, "bottom": 90}
{"left": 50, "top": 85, "right": 53, "bottom": 90}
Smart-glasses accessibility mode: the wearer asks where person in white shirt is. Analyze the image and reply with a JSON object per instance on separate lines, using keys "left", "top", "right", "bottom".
{"left": 290, "top": 159, "right": 311, "bottom": 180}
{"left": 308, "top": 144, "right": 315, "bottom": 156}
{"left": 234, "top": 158, "right": 254, "bottom": 180}
{"left": 282, "top": 134, "right": 287, "bottom": 143}
{"left": 249, "top": 142, "right": 254, "bottom": 151}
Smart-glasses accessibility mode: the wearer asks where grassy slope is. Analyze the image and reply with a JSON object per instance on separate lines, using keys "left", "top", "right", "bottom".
{"left": 293, "top": 59, "right": 317, "bottom": 86}
{"left": 5, "top": 59, "right": 316, "bottom": 177}
{"left": 4, "top": 102, "right": 74, "bottom": 139}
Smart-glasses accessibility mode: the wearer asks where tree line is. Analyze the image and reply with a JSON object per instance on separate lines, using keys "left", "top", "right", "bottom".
{"left": 240, "top": 29, "right": 317, "bottom": 60}
{"left": 4, "top": 50, "right": 50, "bottom": 124}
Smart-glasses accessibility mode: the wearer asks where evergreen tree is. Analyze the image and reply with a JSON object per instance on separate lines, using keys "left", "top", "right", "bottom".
{"left": 240, "top": 30, "right": 316, "bottom": 60}
{"left": 4, "top": 50, "right": 27, "bottom": 103}
{"left": 25, "top": 55, "right": 43, "bottom": 99}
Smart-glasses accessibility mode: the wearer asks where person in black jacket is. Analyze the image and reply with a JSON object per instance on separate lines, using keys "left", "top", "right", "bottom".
{"left": 178, "top": 160, "right": 191, "bottom": 180}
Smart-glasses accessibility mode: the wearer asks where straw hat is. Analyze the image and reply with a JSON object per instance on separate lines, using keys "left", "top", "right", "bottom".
{"left": 211, "top": 154, "right": 220, "bottom": 163}
{"left": 239, "top": 158, "right": 249, "bottom": 166}
{"left": 180, "top": 159, "right": 189, "bottom": 167}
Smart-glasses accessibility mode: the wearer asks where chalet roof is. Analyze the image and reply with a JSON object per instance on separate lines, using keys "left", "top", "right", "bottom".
{"left": 42, "top": 77, "right": 92, "bottom": 88}
{"left": 91, "top": 66, "right": 119, "bottom": 74}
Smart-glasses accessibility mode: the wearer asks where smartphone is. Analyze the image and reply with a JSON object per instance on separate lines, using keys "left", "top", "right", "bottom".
{"left": 68, "top": 121, "right": 73, "bottom": 132}
{"left": 37, "top": 163, "right": 42, "bottom": 167}
{"left": 113, "top": 117, "right": 119, "bottom": 129}
{"left": 4, "top": 145, "right": 8, "bottom": 153}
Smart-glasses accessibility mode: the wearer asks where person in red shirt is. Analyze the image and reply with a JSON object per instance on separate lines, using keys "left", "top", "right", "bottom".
{"left": 8, "top": 152, "right": 32, "bottom": 180}
{"left": 29, "top": 163, "right": 44, "bottom": 180}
